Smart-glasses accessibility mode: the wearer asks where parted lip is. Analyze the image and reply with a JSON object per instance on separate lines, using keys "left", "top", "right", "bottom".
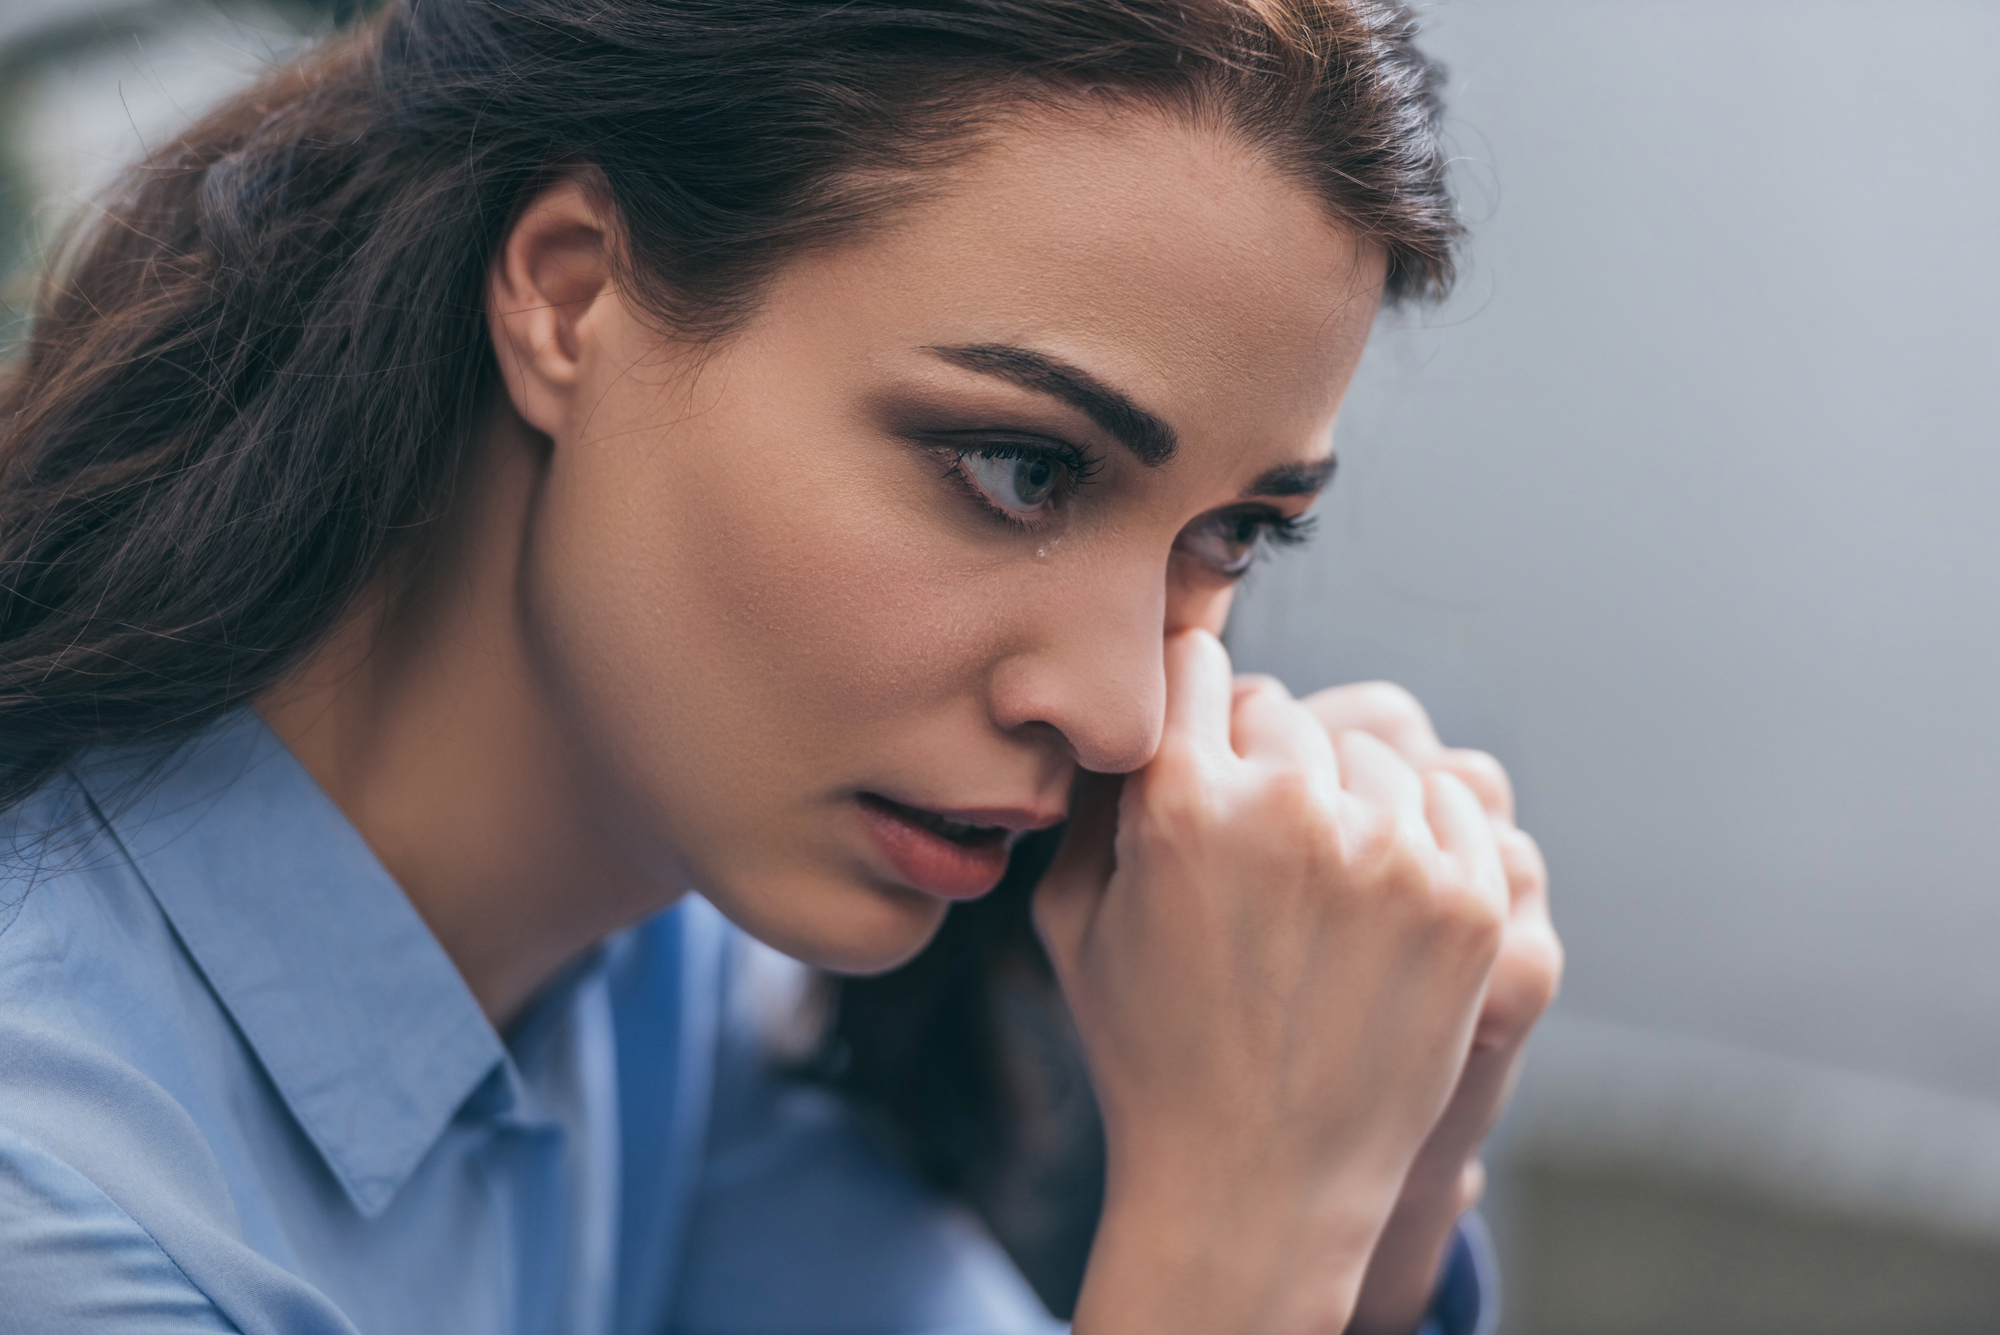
{"left": 857, "top": 792, "right": 1066, "bottom": 834}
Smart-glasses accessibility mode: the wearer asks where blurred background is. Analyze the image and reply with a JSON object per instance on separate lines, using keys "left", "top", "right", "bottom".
{"left": 1232, "top": 2, "right": 2000, "bottom": 1330}
{"left": 3, "top": 0, "right": 1996, "bottom": 1330}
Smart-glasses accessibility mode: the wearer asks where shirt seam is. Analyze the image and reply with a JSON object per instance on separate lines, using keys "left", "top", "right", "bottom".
{"left": 0, "top": 1119, "right": 243, "bottom": 1330}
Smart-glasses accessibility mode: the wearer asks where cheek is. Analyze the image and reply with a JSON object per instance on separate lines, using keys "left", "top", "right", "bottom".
{"left": 515, "top": 387, "right": 1013, "bottom": 855}
{"left": 517, "top": 390, "right": 1052, "bottom": 970}
{"left": 663, "top": 458, "right": 1000, "bottom": 740}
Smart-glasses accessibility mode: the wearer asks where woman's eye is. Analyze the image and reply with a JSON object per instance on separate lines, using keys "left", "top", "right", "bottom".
{"left": 960, "top": 450, "right": 1061, "bottom": 516}
{"left": 1176, "top": 508, "right": 1313, "bottom": 576}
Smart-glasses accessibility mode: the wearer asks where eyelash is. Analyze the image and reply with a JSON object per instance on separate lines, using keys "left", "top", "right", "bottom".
{"left": 1179, "top": 507, "right": 1318, "bottom": 578}
{"left": 1257, "top": 512, "right": 1318, "bottom": 550}
{"left": 930, "top": 433, "right": 1104, "bottom": 527}
{"left": 923, "top": 431, "right": 1319, "bottom": 577}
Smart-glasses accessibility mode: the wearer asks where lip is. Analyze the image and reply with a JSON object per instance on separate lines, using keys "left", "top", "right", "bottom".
{"left": 854, "top": 793, "right": 1062, "bottom": 900}
{"left": 891, "top": 801, "right": 1067, "bottom": 833}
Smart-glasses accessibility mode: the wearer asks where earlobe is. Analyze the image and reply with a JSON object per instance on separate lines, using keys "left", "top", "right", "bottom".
{"left": 486, "top": 177, "right": 618, "bottom": 440}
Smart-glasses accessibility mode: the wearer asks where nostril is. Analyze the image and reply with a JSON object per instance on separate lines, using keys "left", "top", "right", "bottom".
{"left": 988, "top": 602, "right": 1170, "bottom": 773}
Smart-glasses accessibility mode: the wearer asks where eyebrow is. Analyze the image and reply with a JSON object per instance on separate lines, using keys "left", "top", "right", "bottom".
{"left": 1243, "top": 454, "right": 1338, "bottom": 499}
{"left": 923, "top": 344, "right": 1178, "bottom": 466}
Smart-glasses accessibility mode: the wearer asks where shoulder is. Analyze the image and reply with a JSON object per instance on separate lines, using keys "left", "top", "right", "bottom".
{"left": 0, "top": 1114, "right": 356, "bottom": 1334}
{"left": 0, "top": 775, "right": 217, "bottom": 1115}
{"left": 0, "top": 781, "right": 287, "bottom": 1329}
{"left": 0, "top": 775, "right": 239, "bottom": 1262}
{"left": 0, "top": 773, "right": 230, "bottom": 1154}
{"left": 0, "top": 1120, "right": 238, "bottom": 1332}
{"left": 0, "top": 773, "right": 360, "bottom": 1335}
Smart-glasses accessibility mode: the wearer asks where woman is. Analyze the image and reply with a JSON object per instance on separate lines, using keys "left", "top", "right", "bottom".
{"left": 0, "top": 0, "right": 1561, "bottom": 1331}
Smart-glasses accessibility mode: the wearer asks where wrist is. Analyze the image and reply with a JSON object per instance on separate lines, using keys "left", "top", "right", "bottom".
{"left": 1345, "top": 1161, "right": 1483, "bottom": 1335}
{"left": 1072, "top": 1148, "right": 1400, "bottom": 1335}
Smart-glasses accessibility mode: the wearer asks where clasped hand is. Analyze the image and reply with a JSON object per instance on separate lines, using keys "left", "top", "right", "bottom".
{"left": 1037, "top": 630, "right": 1562, "bottom": 1335}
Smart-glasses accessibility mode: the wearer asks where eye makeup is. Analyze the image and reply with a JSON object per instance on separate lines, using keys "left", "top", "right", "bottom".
{"left": 1174, "top": 505, "right": 1318, "bottom": 576}
{"left": 876, "top": 385, "right": 1323, "bottom": 575}
{"left": 919, "top": 429, "right": 1105, "bottom": 529}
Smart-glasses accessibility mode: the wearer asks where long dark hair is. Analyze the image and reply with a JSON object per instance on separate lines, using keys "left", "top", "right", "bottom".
{"left": 0, "top": 0, "right": 1457, "bottom": 1310}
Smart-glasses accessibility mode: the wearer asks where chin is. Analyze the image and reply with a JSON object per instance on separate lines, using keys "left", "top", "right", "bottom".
{"left": 709, "top": 869, "right": 953, "bottom": 977}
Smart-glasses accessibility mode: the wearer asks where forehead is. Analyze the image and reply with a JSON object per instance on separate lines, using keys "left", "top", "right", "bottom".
{"left": 759, "top": 100, "right": 1384, "bottom": 454}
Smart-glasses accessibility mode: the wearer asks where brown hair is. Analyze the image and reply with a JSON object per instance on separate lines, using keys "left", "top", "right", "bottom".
{"left": 0, "top": 0, "right": 1456, "bottom": 1301}
{"left": 0, "top": 0, "right": 1454, "bottom": 807}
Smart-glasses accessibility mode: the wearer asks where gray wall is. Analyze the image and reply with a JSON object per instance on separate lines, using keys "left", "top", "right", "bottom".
{"left": 1230, "top": 0, "right": 2000, "bottom": 1231}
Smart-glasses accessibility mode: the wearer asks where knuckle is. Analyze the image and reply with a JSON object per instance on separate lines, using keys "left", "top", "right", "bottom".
{"left": 1498, "top": 826, "right": 1549, "bottom": 888}
{"left": 1353, "top": 679, "right": 1426, "bottom": 721}
{"left": 1453, "top": 746, "right": 1501, "bottom": 775}
{"left": 1306, "top": 680, "right": 1433, "bottom": 745}
{"left": 1502, "top": 942, "right": 1563, "bottom": 1014}
{"left": 1254, "top": 767, "right": 1342, "bottom": 853}
{"left": 1449, "top": 748, "right": 1513, "bottom": 803}
{"left": 1302, "top": 680, "right": 1367, "bottom": 719}
{"left": 1142, "top": 781, "right": 1210, "bottom": 841}
{"left": 1523, "top": 961, "right": 1561, "bottom": 1016}
{"left": 1132, "top": 759, "right": 1217, "bottom": 844}
{"left": 1335, "top": 801, "right": 1404, "bottom": 878}
{"left": 1532, "top": 929, "right": 1567, "bottom": 992}
{"left": 1483, "top": 947, "right": 1562, "bottom": 1037}
{"left": 1145, "top": 740, "right": 1208, "bottom": 794}
{"left": 1233, "top": 672, "right": 1289, "bottom": 699}
{"left": 1258, "top": 762, "right": 1319, "bottom": 809}
{"left": 1504, "top": 865, "right": 1541, "bottom": 903}
{"left": 1336, "top": 812, "right": 1444, "bottom": 921}
{"left": 1436, "top": 882, "right": 1507, "bottom": 951}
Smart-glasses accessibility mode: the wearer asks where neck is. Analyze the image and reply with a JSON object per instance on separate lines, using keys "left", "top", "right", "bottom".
{"left": 258, "top": 403, "right": 682, "bottom": 1029}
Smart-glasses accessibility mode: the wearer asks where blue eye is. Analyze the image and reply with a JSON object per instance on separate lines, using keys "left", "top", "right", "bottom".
{"left": 960, "top": 450, "right": 1061, "bottom": 515}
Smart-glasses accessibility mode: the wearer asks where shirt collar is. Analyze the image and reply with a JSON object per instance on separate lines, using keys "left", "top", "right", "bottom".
{"left": 79, "top": 710, "right": 508, "bottom": 1218}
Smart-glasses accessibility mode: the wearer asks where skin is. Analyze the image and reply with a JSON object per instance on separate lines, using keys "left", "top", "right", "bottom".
{"left": 263, "top": 99, "right": 1560, "bottom": 1335}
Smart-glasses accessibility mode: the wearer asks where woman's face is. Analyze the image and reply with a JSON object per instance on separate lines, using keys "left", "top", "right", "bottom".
{"left": 507, "top": 103, "right": 1385, "bottom": 971}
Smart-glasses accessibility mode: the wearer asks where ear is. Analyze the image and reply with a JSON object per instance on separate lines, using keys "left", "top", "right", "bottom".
{"left": 486, "top": 176, "right": 619, "bottom": 439}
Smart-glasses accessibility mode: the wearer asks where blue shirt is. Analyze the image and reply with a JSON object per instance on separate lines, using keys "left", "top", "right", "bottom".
{"left": 0, "top": 711, "right": 1491, "bottom": 1334}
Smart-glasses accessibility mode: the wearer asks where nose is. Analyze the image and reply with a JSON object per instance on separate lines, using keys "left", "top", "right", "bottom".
{"left": 988, "top": 568, "right": 1167, "bottom": 775}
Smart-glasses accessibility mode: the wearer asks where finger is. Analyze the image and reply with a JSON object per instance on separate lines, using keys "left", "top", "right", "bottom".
{"left": 1232, "top": 673, "right": 1286, "bottom": 700}
{"left": 1478, "top": 924, "right": 1564, "bottom": 1052}
{"left": 1034, "top": 771, "right": 1123, "bottom": 969}
{"left": 1424, "top": 771, "right": 1508, "bottom": 918}
{"left": 1429, "top": 748, "right": 1515, "bottom": 824}
{"left": 1303, "top": 681, "right": 1443, "bottom": 765}
{"left": 1158, "top": 629, "right": 1235, "bottom": 765}
{"left": 1228, "top": 673, "right": 1288, "bottom": 735}
{"left": 1469, "top": 828, "right": 1559, "bottom": 1052}
{"left": 1336, "top": 730, "right": 1434, "bottom": 858}
{"left": 1229, "top": 676, "right": 1339, "bottom": 781}
{"left": 1496, "top": 825, "right": 1549, "bottom": 917}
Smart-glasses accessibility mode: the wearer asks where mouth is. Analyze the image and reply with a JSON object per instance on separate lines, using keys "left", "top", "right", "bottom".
{"left": 869, "top": 795, "right": 1013, "bottom": 846}
{"left": 854, "top": 793, "right": 1020, "bottom": 901}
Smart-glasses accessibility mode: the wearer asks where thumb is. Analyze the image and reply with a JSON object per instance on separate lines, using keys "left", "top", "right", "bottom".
{"left": 1160, "top": 628, "right": 1236, "bottom": 764}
